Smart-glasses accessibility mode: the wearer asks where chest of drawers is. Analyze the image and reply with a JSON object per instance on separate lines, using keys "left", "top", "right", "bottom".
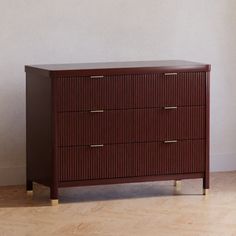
{"left": 25, "top": 60, "right": 211, "bottom": 204}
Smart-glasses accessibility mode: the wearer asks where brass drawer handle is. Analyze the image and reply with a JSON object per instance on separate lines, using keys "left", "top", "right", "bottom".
{"left": 90, "top": 75, "right": 104, "bottom": 79}
{"left": 90, "top": 110, "right": 104, "bottom": 113}
{"left": 164, "top": 140, "right": 178, "bottom": 144}
{"left": 90, "top": 144, "right": 104, "bottom": 148}
{"left": 164, "top": 106, "right": 177, "bottom": 110}
{"left": 164, "top": 73, "right": 178, "bottom": 76}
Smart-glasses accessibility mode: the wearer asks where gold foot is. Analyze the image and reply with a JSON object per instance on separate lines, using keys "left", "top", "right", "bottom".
{"left": 174, "top": 180, "right": 181, "bottom": 187}
{"left": 203, "top": 189, "right": 209, "bottom": 196}
{"left": 26, "top": 190, "right": 33, "bottom": 196}
{"left": 51, "top": 199, "right": 59, "bottom": 206}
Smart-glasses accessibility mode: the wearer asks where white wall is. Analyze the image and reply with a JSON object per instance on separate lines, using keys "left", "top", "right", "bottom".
{"left": 0, "top": 0, "right": 236, "bottom": 186}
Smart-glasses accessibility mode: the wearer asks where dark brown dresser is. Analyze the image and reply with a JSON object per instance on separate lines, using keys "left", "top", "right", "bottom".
{"left": 25, "top": 60, "right": 211, "bottom": 205}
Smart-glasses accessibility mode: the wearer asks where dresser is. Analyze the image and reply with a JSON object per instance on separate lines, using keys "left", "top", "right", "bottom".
{"left": 25, "top": 60, "right": 211, "bottom": 205}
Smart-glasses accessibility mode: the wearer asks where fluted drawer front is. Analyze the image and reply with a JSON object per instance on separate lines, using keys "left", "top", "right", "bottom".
{"left": 56, "top": 107, "right": 205, "bottom": 146}
{"left": 58, "top": 140, "right": 205, "bottom": 182}
{"left": 55, "top": 72, "right": 206, "bottom": 111}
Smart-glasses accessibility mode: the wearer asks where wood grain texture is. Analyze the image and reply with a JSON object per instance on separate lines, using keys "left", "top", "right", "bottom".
{"left": 0, "top": 172, "right": 235, "bottom": 236}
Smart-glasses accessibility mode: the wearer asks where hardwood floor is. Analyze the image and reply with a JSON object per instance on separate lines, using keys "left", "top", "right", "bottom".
{"left": 0, "top": 172, "right": 236, "bottom": 236}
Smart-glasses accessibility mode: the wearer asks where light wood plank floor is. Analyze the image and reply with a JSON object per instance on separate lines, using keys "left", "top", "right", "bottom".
{"left": 0, "top": 172, "right": 236, "bottom": 236}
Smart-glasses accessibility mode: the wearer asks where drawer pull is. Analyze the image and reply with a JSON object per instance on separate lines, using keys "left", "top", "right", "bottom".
{"left": 164, "top": 73, "right": 178, "bottom": 76}
{"left": 90, "top": 75, "right": 104, "bottom": 79}
{"left": 164, "top": 106, "right": 177, "bottom": 110}
{"left": 164, "top": 140, "right": 178, "bottom": 144}
{"left": 90, "top": 144, "right": 104, "bottom": 148}
{"left": 90, "top": 110, "right": 104, "bottom": 113}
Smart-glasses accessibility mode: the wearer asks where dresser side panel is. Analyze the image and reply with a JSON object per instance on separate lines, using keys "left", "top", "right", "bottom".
{"left": 204, "top": 71, "right": 210, "bottom": 189}
{"left": 26, "top": 73, "right": 52, "bottom": 186}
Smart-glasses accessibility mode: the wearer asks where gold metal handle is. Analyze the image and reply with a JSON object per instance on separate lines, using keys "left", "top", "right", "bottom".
{"left": 164, "top": 73, "right": 178, "bottom": 76}
{"left": 164, "top": 140, "right": 178, "bottom": 144}
{"left": 90, "top": 110, "right": 104, "bottom": 113}
{"left": 164, "top": 106, "right": 177, "bottom": 110}
{"left": 90, "top": 75, "right": 104, "bottom": 79}
{"left": 90, "top": 144, "right": 104, "bottom": 148}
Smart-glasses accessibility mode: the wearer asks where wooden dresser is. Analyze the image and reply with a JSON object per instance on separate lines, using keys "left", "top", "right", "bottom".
{"left": 25, "top": 60, "right": 211, "bottom": 205}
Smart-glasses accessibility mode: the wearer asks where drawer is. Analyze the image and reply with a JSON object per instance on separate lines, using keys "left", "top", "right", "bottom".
{"left": 58, "top": 140, "right": 205, "bottom": 182}
{"left": 56, "top": 106, "right": 205, "bottom": 146}
{"left": 55, "top": 72, "right": 206, "bottom": 111}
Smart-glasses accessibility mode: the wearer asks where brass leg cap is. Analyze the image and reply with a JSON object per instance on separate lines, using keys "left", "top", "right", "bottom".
{"left": 26, "top": 190, "right": 33, "bottom": 196}
{"left": 51, "top": 199, "right": 59, "bottom": 206}
{"left": 203, "top": 189, "right": 209, "bottom": 195}
{"left": 174, "top": 180, "right": 181, "bottom": 187}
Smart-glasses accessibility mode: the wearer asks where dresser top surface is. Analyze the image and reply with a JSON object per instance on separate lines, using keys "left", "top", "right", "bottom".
{"left": 25, "top": 60, "right": 211, "bottom": 77}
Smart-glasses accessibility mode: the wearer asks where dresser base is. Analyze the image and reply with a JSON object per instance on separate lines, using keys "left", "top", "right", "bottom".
{"left": 27, "top": 173, "right": 208, "bottom": 205}
{"left": 58, "top": 173, "right": 204, "bottom": 188}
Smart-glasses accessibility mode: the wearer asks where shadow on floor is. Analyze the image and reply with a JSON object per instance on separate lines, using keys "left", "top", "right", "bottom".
{"left": 0, "top": 180, "right": 204, "bottom": 208}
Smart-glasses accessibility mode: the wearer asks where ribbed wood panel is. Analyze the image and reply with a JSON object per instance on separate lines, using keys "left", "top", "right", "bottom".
{"left": 55, "top": 72, "right": 206, "bottom": 111}
{"left": 58, "top": 140, "right": 205, "bottom": 182}
{"left": 56, "top": 107, "right": 205, "bottom": 147}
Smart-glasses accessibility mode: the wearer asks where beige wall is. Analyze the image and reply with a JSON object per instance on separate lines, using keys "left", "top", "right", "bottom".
{"left": 0, "top": 0, "right": 236, "bottom": 185}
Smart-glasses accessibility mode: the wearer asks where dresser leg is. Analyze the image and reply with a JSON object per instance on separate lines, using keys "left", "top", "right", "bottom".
{"left": 51, "top": 199, "right": 59, "bottom": 206}
{"left": 50, "top": 186, "right": 59, "bottom": 205}
{"left": 26, "top": 180, "right": 33, "bottom": 196}
{"left": 174, "top": 180, "right": 181, "bottom": 187}
{"left": 203, "top": 174, "right": 209, "bottom": 195}
{"left": 203, "top": 189, "right": 209, "bottom": 195}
